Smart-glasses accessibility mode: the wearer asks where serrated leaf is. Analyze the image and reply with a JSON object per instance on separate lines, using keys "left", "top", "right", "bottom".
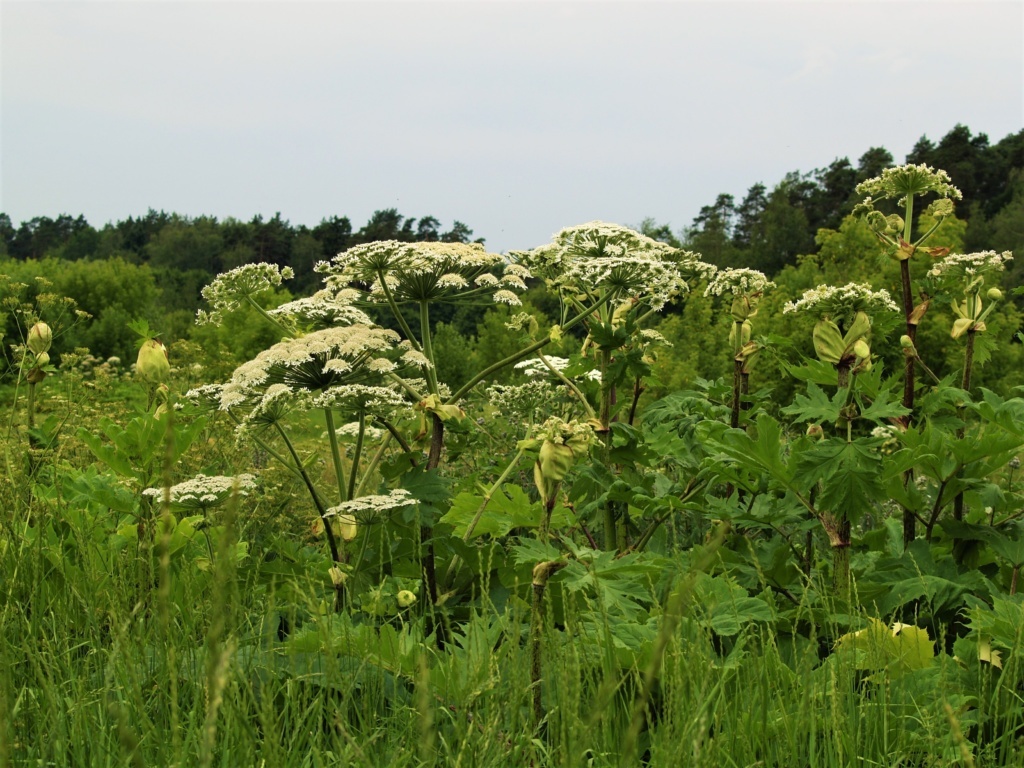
{"left": 781, "top": 382, "right": 845, "bottom": 424}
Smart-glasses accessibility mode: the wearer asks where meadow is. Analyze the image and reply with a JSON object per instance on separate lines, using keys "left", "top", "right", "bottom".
{"left": 2, "top": 164, "right": 1024, "bottom": 767}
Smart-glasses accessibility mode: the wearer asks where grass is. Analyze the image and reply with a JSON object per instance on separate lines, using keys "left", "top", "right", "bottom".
{"left": 2, "top": 376, "right": 1023, "bottom": 768}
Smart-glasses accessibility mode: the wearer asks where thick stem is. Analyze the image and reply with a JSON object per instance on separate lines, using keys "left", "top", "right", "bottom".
{"left": 953, "top": 329, "right": 977, "bottom": 555}
{"left": 832, "top": 531, "right": 851, "bottom": 597}
{"left": 531, "top": 560, "right": 565, "bottom": 728}
{"left": 900, "top": 254, "right": 919, "bottom": 548}
{"left": 324, "top": 408, "right": 348, "bottom": 504}
{"left": 347, "top": 413, "right": 366, "bottom": 501}
{"left": 730, "top": 358, "right": 743, "bottom": 430}
{"left": 244, "top": 295, "right": 292, "bottom": 337}
{"left": 421, "top": 413, "right": 444, "bottom": 606}
{"left": 419, "top": 301, "right": 440, "bottom": 395}
{"left": 274, "top": 422, "right": 341, "bottom": 564}
{"left": 627, "top": 376, "right": 643, "bottom": 427}
{"left": 598, "top": 349, "right": 618, "bottom": 551}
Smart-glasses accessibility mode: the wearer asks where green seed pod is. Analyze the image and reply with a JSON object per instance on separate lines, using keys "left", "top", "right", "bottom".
{"left": 136, "top": 339, "right": 170, "bottom": 383}
{"left": 27, "top": 322, "right": 52, "bottom": 355}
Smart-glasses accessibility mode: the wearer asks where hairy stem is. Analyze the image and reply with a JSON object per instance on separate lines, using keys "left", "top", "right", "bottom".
{"left": 274, "top": 422, "right": 341, "bottom": 563}
{"left": 324, "top": 408, "right": 348, "bottom": 504}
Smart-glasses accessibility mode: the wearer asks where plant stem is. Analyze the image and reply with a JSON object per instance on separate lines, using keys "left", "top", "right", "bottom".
{"left": 952, "top": 328, "right": 977, "bottom": 558}
{"left": 537, "top": 350, "right": 596, "bottom": 419}
{"left": 273, "top": 422, "right": 341, "bottom": 563}
{"left": 324, "top": 408, "right": 348, "bottom": 504}
{"left": 448, "top": 293, "right": 615, "bottom": 404}
{"left": 419, "top": 301, "right": 440, "bottom": 395}
{"left": 354, "top": 432, "right": 393, "bottom": 498}
{"left": 531, "top": 559, "right": 566, "bottom": 729}
{"left": 244, "top": 295, "right": 292, "bottom": 337}
{"left": 377, "top": 269, "right": 422, "bottom": 353}
{"left": 347, "top": 413, "right": 366, "bottom": 501}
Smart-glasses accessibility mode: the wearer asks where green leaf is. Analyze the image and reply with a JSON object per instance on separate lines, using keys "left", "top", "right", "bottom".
{"left": 782, "top": 382, "right": 845, "bottom": 424}
{"left": 439, "top": 483, "right": 571, "bottom": 539}
{"left": 793, "top": 438, "right": 885, "bottom": 523}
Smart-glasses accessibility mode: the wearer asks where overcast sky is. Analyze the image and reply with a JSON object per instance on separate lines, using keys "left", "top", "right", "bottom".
{"left": 2, "top": 0, "right": 1022, "bottom": 253}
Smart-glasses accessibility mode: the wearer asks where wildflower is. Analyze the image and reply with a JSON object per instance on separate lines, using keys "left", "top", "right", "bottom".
{"left": 142, "top": 473, "right": 257, "bottom": 511}
{"left": 268, "top": 288, "right": 373, "bottom": 328}
{"left": 783, "top": 283, "right": 899, "bottom": 320}
{"left": 927, "top": 251, "right": 1012, "bottom": 281}
{"left": 855, "top": 164, "right": 962, "bottom": 202}
{"left": 325, "top": 489, "right": 415, "bottom": 524}
{"left": 197, "top": 263, "right": 294, "bottom": 326}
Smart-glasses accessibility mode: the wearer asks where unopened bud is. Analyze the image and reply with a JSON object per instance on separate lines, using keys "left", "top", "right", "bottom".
{"left": 853, "top": 340, "right": 871, "bottom": 360}
{"left": 806, "top": 424, "right": 824, "bottom": 440}
{"left": 329, "top": 567, "right": 347, "bottom": 587}
{"left": 27, "top": 323, "right": 52, "bottom": 355}
{"left": 34, "top": 351, "right": 50, "bottom": 367}
{"left": 900, "top": 335, "right": 914, "bottom": 349}
{"left": 987, "top": 288, "right": 1003, "bottom": 301}
{"left": 136, "top": 339, "right": 169, "bottom": 383}
{"left": 397, "top": 590, "right": 417, "bottom": 608}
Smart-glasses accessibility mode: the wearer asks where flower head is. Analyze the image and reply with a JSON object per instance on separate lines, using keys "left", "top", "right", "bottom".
{"left": 855, "top": 164, "right": 962, "bottom": 202}
{"left": 197, "top": 263, "right": 294, "bottom": 325}
{"left": 927, "top": 251, "right": 1012, "bottom": 282}
{"left": 143, "top": 473, "right": 257, "bottom": 511}
{"left": 325, "top": 489, "right": 415, "bottom": 524}
{"left": 783, "top": 283, "right": 899, "bottom": 320}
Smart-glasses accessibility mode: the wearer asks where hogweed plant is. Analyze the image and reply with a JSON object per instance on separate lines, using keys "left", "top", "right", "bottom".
{"left": 704, "top": 268, "right": 775, "bottom": 429}
{"left": 856, "top": 164, "right": 963, "bottom": 545}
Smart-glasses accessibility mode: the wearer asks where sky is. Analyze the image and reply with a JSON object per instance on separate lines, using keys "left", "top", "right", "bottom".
{"left": 2, "top": 0, "right": 1022, "bottom": 254}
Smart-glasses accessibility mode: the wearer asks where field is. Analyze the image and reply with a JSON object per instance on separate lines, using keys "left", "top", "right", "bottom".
{"left": 3, "top": 178, "right": 1024, "bottom": 767}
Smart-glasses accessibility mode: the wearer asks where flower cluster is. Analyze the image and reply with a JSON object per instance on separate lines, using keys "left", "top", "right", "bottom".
{"left": 855, "top": 164, "right": 963, "bottom": 202}
{"left": 219, "top": 325, "right": 400, "bottom": 409}
{"left": 927, "top": 251, "right": 1013, "bottom": 281}
{"left": 197, "top": 264, "right": 294, "bottom": 325}
{"left": 486, "top": 380, "right": 565, "bottom": 422}
{"left": 143, "top": 473, "right": 257, "bottom": 510}
{"left": 325, "top": 489, "right": 415, "bottom": 523}
{"left": 514, "top": 356, "right": 602, "bottom": 382}
{"left": 783, "top": 283, "right": 899, "bottom": 319}
{"left": 318, "top": 241, "right": 526, "bottom": 306}
{"left": 268, "top": 288, "right": 373, "bottom": 328}
{"left": 704, "top": 268, "right": 776, "bottom": 299}
{"left": 511, "top": 222, "right": 694, "bottom": 311}
{"left": 311, "top": 384, "right": 407, "bottom": 418}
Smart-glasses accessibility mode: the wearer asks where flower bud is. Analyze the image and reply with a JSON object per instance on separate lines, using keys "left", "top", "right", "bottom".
{"left": 34, "top": 351, "right": 50, "bottom": 367}
{"left": 136, "top": 339, "right": 169, "bottom": 383}
{"left": 806, "top": 424, "right": 824, "bottom": 440}
{"left": 900, "top": 335, "right": 914, "bottom": 349}
{"left": 329, "top": 566, "right": 347, "bottom": 587}
{"left": 853, "top": 340, "right": 870, "bottom": 360}
{"left": 987, "top": 288, "right": 1003, "bottom": 301}
{"left": 336, "top": 514, "right": 358, "bottom": 542}
{"left": 28, "top": 323, "right": 52, "bottom": 355}
{"left": 397, "top": 590, "right": 417, "bottom": 608}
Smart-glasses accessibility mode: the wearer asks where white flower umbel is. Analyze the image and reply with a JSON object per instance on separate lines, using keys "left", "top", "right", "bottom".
{"left": 783, "top": 283, "right": 900, "bottom": 320}
{"left": 325, "top": 488, "right": 415, "bottom": 524}
{"left": 855, "top": 164, "right": 962, "bottom": 203}
{"left": 268, "top": 288, "right": 373, "bottom": 329}
{"left": 197, "top": 263, "right": 294, "bottom": 326}
{"left": 704, "top": 268, "right": 776, "bottom": 298}
{"left": 927, "top": 251, "right": 1012, "bottom": 281}
{"left": 219, "top": 325, "right": 400, "bottom": 408}
{"left": 312, "top": 384, "right": 408, "bottom": 418}
{"left": 560, "top": 256, "right": 685, "bottom": 311}
{"left": 143, "top": 473, "right": 257, "bottom": 511}
{"left": 319, "top": 240, "right": 525, "bottom": 306}
{"left": 337, "top": 422, "right": 384, "bottom": 441}
{"left": 514, "top": 357, "right": 602, "bottom": 382}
